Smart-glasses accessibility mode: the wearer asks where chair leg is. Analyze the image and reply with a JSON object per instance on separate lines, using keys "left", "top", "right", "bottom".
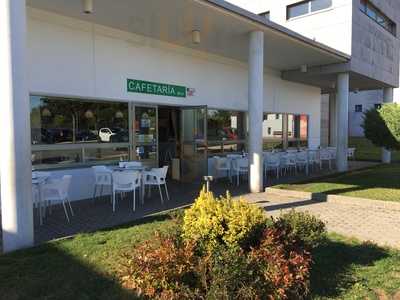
{"left": 158, "top": 184, "right": 164, "bottom": 204}
{"left": 62, "top": 201, "right": 70, "bottom": 222}
{"left": 67, "top": 198, "right": 74, "bottom": 216}
{"left": 164, "top": 183, "right": 170, "bottom": 201}
{"left": 99, "top": 185, "right": 104, "bottom": 200}
{"left": 133, "top": 189, "right": 136, "bottom": 212}
{"left": 112, "top": 190, "right": 116, "bottom": 212}
{"left": 92, "top": 184, "right": 98, "bottom": 202}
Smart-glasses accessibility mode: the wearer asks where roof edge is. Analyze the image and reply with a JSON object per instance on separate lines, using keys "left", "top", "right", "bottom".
{"left": 200, "top": 0, "right": 351, "bottom": 62}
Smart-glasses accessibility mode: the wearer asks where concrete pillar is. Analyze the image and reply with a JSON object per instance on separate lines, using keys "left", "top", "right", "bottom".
{"left": 0, "top": 0, "right": 34, "bottom": 252}
{"left": 329, "top": 93, "right": 337, "bottom": 147}
{"left": 336, "top": 73, "right": 349, "bottom": 172}
{"left": 382, "top": 87, "right": 393, "bottom": 164}
{"left": 248, "top": 31, "right": 264, "bottom": 193}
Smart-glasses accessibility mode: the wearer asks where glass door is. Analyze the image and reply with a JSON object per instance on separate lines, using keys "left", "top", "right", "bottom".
{"left": 180, "top": 106, "right": 208, "bottom": 182}
{"left": 131, "top": 105, "right": 158, "bottom": 167}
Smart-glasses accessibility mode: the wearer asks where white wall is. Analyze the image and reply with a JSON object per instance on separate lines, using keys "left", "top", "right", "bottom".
{"left": 27, "top": 8, "right": 321, "bottom": 201}
{"left": 227, "top": 0, "right": 353, "bottom": 55}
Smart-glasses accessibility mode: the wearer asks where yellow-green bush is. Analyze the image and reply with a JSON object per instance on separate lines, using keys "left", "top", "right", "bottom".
{"left": 182, "top": 188, "right": 267, "bottom": 250}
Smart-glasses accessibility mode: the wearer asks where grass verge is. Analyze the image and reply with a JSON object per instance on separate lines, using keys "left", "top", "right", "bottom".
{"left": 274, "top": 163, "right": 400, "bottom": 202}
{"left": 0, "top": 214, "right": 399, "bottom": 300}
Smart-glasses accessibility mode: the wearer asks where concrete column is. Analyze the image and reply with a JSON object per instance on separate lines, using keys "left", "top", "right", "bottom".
{"left": 0, "top": 0, "right": 34, "bottom": 252}
{"left": 248, "top": 31, "right": 264, "bottom": 193}
{"left": 336, "top": 73, "right": 349, "bottom": 172}
{"left": 329, "top": 93, "right": 337, "bottom": 146}
{"left": 382, "top": 87, "right": 393, "bottom": 164}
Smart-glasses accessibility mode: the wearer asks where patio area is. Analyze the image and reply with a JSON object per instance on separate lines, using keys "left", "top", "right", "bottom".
{"left": 33, "top": 160, "right": 378, "bottom": 244}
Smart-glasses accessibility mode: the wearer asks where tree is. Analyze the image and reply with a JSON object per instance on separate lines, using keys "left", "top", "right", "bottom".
{"left": 362, "top": 103, "right": 400, "bottom": 150}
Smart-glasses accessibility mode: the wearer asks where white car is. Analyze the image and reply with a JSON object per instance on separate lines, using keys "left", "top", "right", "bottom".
{"left": 99, "top": 128, "right": 116, "bottom": 142}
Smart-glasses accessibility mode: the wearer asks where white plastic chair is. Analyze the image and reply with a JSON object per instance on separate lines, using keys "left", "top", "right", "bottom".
{"left": 320, "top": 149, "right": 332, "bottom": 170}
{"left": 214, "top": 157, "right": 231, "bottom": 182}
{"left": 308, "top": 150, "right": 321, "bottom": 171}
{"left": 232, "top": 157, "right": 248, "bottom": 186}
{"left": 296, "top": 151, "right": 308, "bottom": 173}
{"left": 281, "top": 153, "right": 297, "bottom": 175}
{"left": 143, "top": 166, "right": 169, "bottom": 204}
{"left": 119, "top": 161, "right": 143, "bottom": 168}
{"left": 92, "top": 166, "right": 112, "bottom": 202}
{"left": 112, "top": 171, "right": 141, "bottom": 212}
{"left": 263, "top": 153, "right": 280, "bottom": 179}
{"left": 42, "top": 175, "right": 74, "bottom": 222}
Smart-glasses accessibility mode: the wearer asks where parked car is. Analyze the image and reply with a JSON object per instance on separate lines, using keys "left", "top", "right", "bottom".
{"left": 99, "top": 128, "right": 129, "bottom": 143}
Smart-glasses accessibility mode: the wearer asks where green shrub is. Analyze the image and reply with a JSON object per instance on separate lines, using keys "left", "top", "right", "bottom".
{"left": 362, "top": 103, "right": 400, "bottom": 150}
{"left": 182, "top": 188, "right": 267, "bottom": 250}
{"left": 276, "top": 210, "right": 327, "bottom": 249}
{"left": 120, "top": 189, "right": 318, "bottom": 299}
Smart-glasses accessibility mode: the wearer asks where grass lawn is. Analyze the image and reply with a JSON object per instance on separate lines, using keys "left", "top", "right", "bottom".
{"left": 349, "top": 137, "right": 400, "bottom": 162}
{"left": 1, "top": 213, "right": 400, "bottom": 300}
{"left": 274, "top": 163, "right": 400, "bottom": 202}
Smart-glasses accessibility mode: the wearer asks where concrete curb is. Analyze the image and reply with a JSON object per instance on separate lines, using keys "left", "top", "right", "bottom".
{"left": 265, "top": 187, "right": 400, "bottom": 212}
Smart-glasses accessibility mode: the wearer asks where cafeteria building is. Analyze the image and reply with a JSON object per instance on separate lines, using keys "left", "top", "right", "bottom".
{"left": 1, "top": 0, "right": 398, "bottom": 252}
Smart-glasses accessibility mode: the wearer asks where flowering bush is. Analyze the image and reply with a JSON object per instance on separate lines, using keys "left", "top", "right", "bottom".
{"left": 182, "top": 188, "right": 267, "bottom": 250}
{"left": 120, "top": 190, "right": 321, "bottom": 299}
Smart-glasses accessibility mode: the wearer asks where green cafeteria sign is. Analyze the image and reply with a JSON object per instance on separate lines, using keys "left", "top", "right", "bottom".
{"left": 127, "top": 79, "right": 186, "bottom": 98}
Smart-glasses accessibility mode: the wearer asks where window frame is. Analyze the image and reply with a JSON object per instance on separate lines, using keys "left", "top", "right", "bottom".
{"left": 359, "top": 0, "right": 396, "bottom": 36}
{"left": 287, "top": 0, "right": 332, "bottom": 20}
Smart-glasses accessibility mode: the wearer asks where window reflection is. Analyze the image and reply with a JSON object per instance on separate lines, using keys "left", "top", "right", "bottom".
{"left": 30, "top": 96, "right": 130, "bottom": 168}
{"left": 207, "top": 109, "right": 246, "bottom": 155}
{"left": 31, "top": 96, "right": 129, "bottom": 145}
{"left": 263, "top": 113, "right": 284, "bottom": 150}
{"left": 288, "top": 114, "right": 309, "bottom": 148}
{"left": 135, "top": 107, "right": 157, "bottom": 162}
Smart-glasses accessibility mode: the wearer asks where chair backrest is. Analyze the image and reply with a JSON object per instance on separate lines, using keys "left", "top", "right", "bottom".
{"left": 151, "top": 166, "right": 169, "bottom": 179}
{"left": 92, "top": 166, "right": 112, "bottom": 185}
{"left": 320, "top": 149, "right": 332, "bottom": 160}
{"left": 33, "top": 171, "right": 51, "bottom": 179}
{"left": 296, "top": 151, "right": 307, "bottom": 161}
{"left": 60, "top": 175, "right": 72, "bottom": 198}
{"left": 119, "top": 161, "right": 143, "bottom": 168}
{"left": 215, "top": 157, "right": 229, "bottom": 169}
{"left": 236, "top": 157, "right": 248, "bottom": 168}
{"left": 226, "top": 154, "right": 242, "bottom": 159}
{"left": 112, "top": 171, "right": 140, "bottom": 189}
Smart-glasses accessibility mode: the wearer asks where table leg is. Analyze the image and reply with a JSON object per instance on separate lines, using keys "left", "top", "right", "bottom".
{"left": 38, "top": 184, "right": 43, "bottom": 226}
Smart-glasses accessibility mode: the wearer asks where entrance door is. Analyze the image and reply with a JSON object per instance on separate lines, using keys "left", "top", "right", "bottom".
{"left": 180, "top": 106, "right": 208, "bottom": 182}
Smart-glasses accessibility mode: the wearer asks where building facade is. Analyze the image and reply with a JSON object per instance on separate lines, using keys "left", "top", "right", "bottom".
{"left": 1, "top": 0, "right": 398, "bottom": 252}
{"left": 227, "top": 0, "right": 400, "bottom": 139}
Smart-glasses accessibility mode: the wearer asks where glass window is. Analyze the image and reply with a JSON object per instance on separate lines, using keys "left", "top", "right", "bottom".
{"left": 311, "top": 0, "right": 332, "bottom": 12}
{"left": 207, "top": 109, "right": 245, "bottom": 155}
{"left": 135, "top": 106, "right": 157, "bottom": 162}
{"left": 84, "top": 147, "right": 129, "bottom": 163}
{"left": 263, "top": 113, "right": 284, "bottom": 150}
{"left": 359, "top": 0, "right": 396, "bottom": 35}
{"left": 287, "top": 0, "right": 332, "bottom": 19}
{"left": 207, "top": 110, "right": 245, "bottom": 142}
{"left": 30, "top": 95, "right": 130, "bottom": 168}
{"left": 30, "top": 96, "right": 129, "bottom": 145}
{"left": 355, "top": 104, "right": 363, "bottom": 112}
{"left": 288, "top": 114, "right": 309, "bottom": 148}
{"left": 287, "top": 1, "right": 309, "bottom": 19}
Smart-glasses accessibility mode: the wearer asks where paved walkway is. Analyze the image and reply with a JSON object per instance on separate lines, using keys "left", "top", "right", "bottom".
{"left": 245, "top": 190, "right": 400, "bottom": 249}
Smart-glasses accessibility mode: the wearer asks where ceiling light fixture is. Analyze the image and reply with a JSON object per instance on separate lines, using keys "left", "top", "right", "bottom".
{"left": 83, "top": 0, "right": 93, "bottom": 14}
